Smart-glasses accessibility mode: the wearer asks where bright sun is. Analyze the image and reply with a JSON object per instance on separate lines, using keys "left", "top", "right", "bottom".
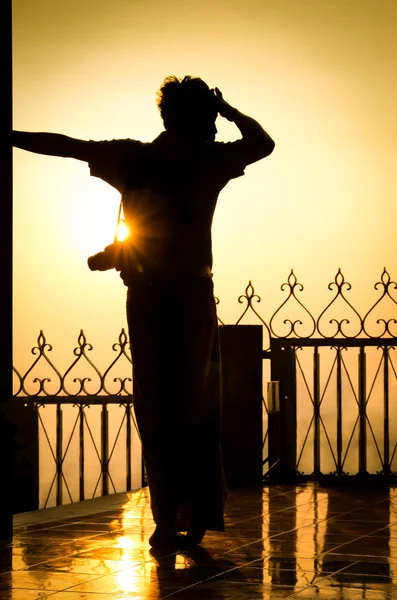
{"left": 116, "top": 220, "right": 130, "bottom": 242}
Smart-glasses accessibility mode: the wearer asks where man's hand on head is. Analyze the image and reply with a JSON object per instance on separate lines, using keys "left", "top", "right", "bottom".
{"left": 211, "top": 86, "right": 275, "bottom": 160}
{"left": 212, "top": 88, "right": 237, "bottom": 122}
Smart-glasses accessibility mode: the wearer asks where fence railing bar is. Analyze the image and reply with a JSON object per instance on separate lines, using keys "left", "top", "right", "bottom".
{"left": 43, "top": 470, "right": 57, "bottom": 510}
{"left": 125, "top": 403, "right": 132, "bottom": 491}
{"left": 296, "top": 414, "right": 314, "bottom": 470}
{"left": 83, "top": 411, "right": 102, "bottom": 464}
{"left": 365, "top": 414, "right": 385, "bottom": 471}
{"left": 79, "top": 405, "right": 85, "bottom": 501}
{"left": 365, "top": 352, "right": 384, "bottom": 408}
{"left": 13, "top": 395, "right": 133, "bottom": 404}
{"left": 341, "top": 415, "right": 359, "bottom": 471}
{"left": 358, "top": 348, "right": 367, "bottom": 474}
{"left": 108, "top": 410, "right": 127, "bottom": 464}
{"left": 313, "top": 347, "right": 321, "bottom": 476}
{"left": 107, "top": 471, "right": 117, "bottom": 495}
{"left": 278, "top": 338, "right": 397, "bottom": 348}
{"left": 389, "top": 352, "right": 397, "bottom": 379}
{"left": 101, "top": 404, "right": 109, "bottom": 496}
{"left": 336, "top": 348, "right": 343, "bottom": 474}
{"left": 60, "top": 469, "right": 74, "bottom": 505}
{"left": 60, "top": 409, "right": 80, "bottom": 466}
{"left": 295, "top": 351, "right": 314, "bottom": 404}
{"left": 339, "top": 352, "right": 359, "bottom": 404}
{"left": 91, "top": 471, "right": 102, "bottom": 500}
{"left": 56, "top": 403, "right": 63, "bottom": 506}
{"left": 384, "top": 347, "right": 390, "bottom": 475}
{"left": 319, "top": 352, "right": 337, "bottom": 407}
{"left": 319, "top": 414, "right": 338, "bottom": 473}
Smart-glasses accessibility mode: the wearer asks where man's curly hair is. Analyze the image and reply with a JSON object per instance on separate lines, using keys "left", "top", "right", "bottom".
{"left": 156, "top": 75, "right": 218, "bottom": 133}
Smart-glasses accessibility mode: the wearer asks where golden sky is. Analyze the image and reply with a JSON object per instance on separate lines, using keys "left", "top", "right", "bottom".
{"left": 13, "top": 0, "right": 397, "bottom": 371}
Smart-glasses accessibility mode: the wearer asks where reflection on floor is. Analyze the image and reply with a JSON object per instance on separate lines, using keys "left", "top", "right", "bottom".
{"left": 1, "top": 484, "right": 397, "bottom": 598}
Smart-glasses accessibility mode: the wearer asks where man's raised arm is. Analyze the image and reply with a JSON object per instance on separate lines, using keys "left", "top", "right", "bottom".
{"left": 214, "top": 88, "right": 275, "bottom": 163}
{"left": 11, "top": 131, "right": 91, "bottom": 162}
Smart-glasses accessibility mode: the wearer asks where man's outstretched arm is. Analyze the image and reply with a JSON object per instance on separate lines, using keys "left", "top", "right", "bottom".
{"left": 11, "top": 131, "right": 91, "bottom": 161}
{"left": 214, "top": 88, "right": 275, "bottom": 163}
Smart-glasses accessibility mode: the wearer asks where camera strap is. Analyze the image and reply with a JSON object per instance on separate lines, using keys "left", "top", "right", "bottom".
{"left": 113, "top": 198, "right": 124, "bottom": 243}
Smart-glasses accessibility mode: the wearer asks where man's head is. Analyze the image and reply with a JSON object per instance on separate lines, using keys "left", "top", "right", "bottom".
{"left": 157, "top": 75, "right": 218, "bottom": 141}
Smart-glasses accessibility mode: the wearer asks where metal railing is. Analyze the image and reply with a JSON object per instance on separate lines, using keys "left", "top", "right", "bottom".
{"left": 12, "top": 268, "right": 397, "bottom": 509}
{"left": 259, "top": 268, "right": 397, "bottom": 481}
{"left": 12, "top": 329, "right": 139, "bottom": 509}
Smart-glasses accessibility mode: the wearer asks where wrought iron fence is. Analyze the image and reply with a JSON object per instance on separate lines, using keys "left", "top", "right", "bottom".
{"left": 12, "top": 329, "right": 139, "bottom": 509}
{"left": 11, "top": 268, "right": 397, "bottom": 509}
{"left": 232, "top": 267, "right": 397, "bottom": 343}
{"left": 260, "top": 268, "right": 397, "bottom": 482}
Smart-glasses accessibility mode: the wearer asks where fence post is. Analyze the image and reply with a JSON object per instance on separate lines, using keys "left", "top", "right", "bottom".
{"left": 270, "top": 339, "right": 297, "bottom": 480}
{"left": 266, "top": 381, "right": 281, "bottom": 478}
{"left": 358, "top": 348, "right": 367, "bottom": 475}
{"left": 125, "top": 402, "right": 132, "bottom": 491}
{"left": 312, "top": 347, "right": 321, "bottom": 477}
{"left": 78, "top": 404, "right": 85, "bottom": 502}
{"left": 383, "top": 347, "right": 390, "bottom": 476}
{"left": 101, "top": 404, "right": 109, "bottom": 495}
{"left": 2, "top": 399, "right": 39, "bottom": 513}
{"left": 220, "top": 325, "right": 263, "bottom": 486}
{"left": 56, "top": 403, "right": 63, "bottom": 506}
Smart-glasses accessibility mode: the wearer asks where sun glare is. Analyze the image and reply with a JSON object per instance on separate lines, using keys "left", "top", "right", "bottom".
{"left": 116, "top": 220, "right": 130, "bottom": 242}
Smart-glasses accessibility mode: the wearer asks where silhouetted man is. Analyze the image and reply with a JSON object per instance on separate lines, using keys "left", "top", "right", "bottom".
{"left": 11, "top": 76, "right": 275, "bottom": 549}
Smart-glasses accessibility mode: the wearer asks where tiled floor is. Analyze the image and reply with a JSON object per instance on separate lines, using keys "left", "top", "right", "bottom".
{"left": 1, "top": 484, "right": 397, "bottom": 599}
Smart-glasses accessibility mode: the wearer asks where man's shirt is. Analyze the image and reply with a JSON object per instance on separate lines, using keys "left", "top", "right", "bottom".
{"left": 87, "top": 131, "right": 250, "bottom": 277}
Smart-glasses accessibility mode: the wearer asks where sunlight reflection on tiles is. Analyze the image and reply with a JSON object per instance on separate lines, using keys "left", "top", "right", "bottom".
{"left": 0, "top": 569, "right": 100, "bottom": 592}
{"left": 4, "top": 485, "right": 397, "bottom": 600}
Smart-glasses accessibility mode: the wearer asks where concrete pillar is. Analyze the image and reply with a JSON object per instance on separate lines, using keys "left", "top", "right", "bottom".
{"left": 220, "top": 325, "right": 263, "bottom": 486}
{"left": 0, "top": 0, "right": 13, "bottom": 538}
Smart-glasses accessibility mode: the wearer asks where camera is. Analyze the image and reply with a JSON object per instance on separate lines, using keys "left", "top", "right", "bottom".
{"left": 87, "top": 242, "right": 124, "bottom": 272}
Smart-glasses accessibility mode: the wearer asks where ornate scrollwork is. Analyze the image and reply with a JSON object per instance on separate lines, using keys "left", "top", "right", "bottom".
{"left": 102, "top": 329, "right": 132, "bottom": 395}
{"left": 12, "top": 366, "right": 23, "bottom": 396}
{"left": 362, "top": 268, "right": 397, "bottom": 337}
{"left": 13, "top": 268, "right": 397, "bottom": 400}
{"left": 235, "top": 281, "right": 262, "bottom": 324}
{"left": 316, "top": 269, "right": 363, "bottom": 338}
{"left": 19, "top": 331, "right": 63, "bottom": 396}
{"left": 269, "top": 270, "right": 316, "bottom": 338}
{"left": 235, "top": 281, "right": 271, "bottom": 348}
{"left": 14, "top": 329, "right": 134, "bottom": 398}
{"left": 62, "top": 330, "right": 103, "bottom": 395}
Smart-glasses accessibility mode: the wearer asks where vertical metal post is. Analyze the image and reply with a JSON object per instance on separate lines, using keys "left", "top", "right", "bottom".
{"left": 56, "top": 403, "right": 63, "bottom": 506}
{"left": 126, "top": 402, "right": 132, "bottom": 491}
{"left": 269, "top": 340, "right": 297, "bottom": 480}
{"left": 358, "top": 347, "right": 367, "bottom": 474}
{"left": 0, "top": 0, "right": 13, "bottom": 538}
{"left": 313, "top": 347, "right": 321, "bottom": 476}
{"left": 383, "top": 347, "right": 390, "bottom": 476}
{"left": 79, "top": 404, "right": 85, "bottom": 501}
{"left": 101, "top": 403, "right": 109, "bottom": 496}
{"left": 266, "top": 381, "right": 281, "bottom": 478}
{"left": 336, "top": 347, "right": 343, "bottom": 475}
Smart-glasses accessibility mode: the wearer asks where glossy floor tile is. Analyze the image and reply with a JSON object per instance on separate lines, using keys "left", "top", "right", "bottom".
{"left": 1, "top": 484, "right": 397, "bottom": 598}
